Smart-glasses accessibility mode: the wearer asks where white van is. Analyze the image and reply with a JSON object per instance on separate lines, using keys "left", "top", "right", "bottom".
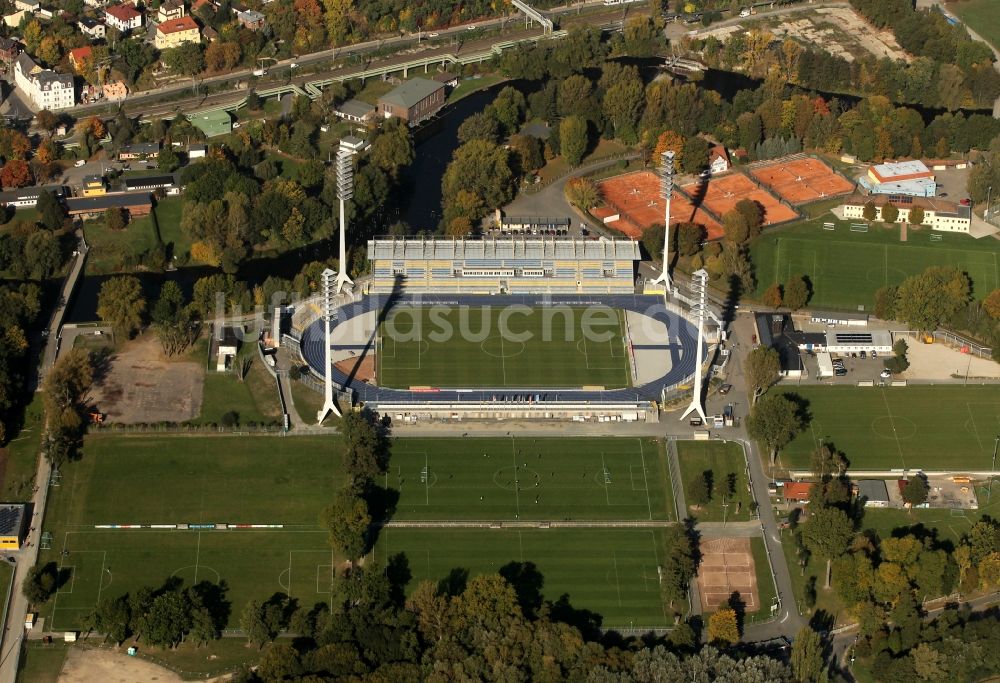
{"left": 739, "top": 8, "right": 751, "bottom": 17}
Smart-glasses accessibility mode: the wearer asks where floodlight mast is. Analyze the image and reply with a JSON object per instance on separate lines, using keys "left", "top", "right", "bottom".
{"left": 336, "top": 142, "right": 355, "bottom": 294}
{"left": 680, "top": 268, "right": 709, "bottom": 424}
{"left": 651, "top": 150, "right": 675, "bottom": 291}
{"left": 317, "top": 268, "right": 341, "bottom": 423}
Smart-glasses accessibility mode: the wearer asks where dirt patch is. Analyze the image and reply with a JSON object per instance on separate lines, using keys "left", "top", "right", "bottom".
{"left": 59, "top": 646, "right": 227, "bottom": 683}
{"left": 86, "top": 335, "right": 204, "bottom": 424}
{"left": 901, "top": 340, "right": 1000, "bottom": 380}
{"left": 334, "top": 353, "right": 375, "bottom": 383}
{"left": 597, "top": 171, "right": 723, "bottom": 239}
{"left": 697, "top": 537, "right": 758, "bottom": 612}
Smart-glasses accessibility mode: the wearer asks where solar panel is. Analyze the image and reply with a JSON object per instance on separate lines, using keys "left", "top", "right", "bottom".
{"left": 834, "top": 333, "right": 873, "bottom": 344}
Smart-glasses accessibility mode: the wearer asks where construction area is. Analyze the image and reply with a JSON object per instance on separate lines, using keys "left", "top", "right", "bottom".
{"left": 749, "top": 156, "right": 856, "bottom": 206}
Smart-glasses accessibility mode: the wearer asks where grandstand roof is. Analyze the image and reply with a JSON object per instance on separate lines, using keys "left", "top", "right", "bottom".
{"left": 367, "top": 237, "right": 642, "bottom": 261}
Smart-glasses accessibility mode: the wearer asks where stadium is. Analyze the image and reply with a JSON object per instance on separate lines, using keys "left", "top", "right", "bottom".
{"left": 292, "top": 236, "right": 712, "bottom": 422}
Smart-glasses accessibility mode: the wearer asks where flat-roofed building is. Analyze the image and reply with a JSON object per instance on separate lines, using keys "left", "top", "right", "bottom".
{"left": 824, "top": 329, "right": 893, "bottom": 355}
{"left": 367, "top": 236, "right": 640, "bottom": 294}
{"left": 66, "top": 191, "right": 152, "bottom": 218}
{"left": 860, "top": 159, "right": 936, "bottom": 197}
{"left": 334, "top": 98, "right": 376, "bottom": 123}
{"left": 840, "top": 194, "right": 971, "bottom": 233}
{"left": 856, "top": 480, "right": 890, "bottom": 508}
{"left": 0, "top": 504, "right": 26, "bottom": 549}
{"left": 0, "top": 184, "right": 66, "bottom": 208}
{"left": 190, "top": 109, "right": 231, "bottom": 137}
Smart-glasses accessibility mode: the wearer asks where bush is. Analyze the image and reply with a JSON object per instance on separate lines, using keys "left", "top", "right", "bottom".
{"left": 221, "top": 411, "right": 240, "bottom": 427}
{"left": 288, "top": 365, "right": 302, "bottom": 380}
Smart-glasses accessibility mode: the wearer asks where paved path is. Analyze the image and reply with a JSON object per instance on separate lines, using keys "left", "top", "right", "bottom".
{"left": 385, "top": 519, "right": 677, "bottom": 528}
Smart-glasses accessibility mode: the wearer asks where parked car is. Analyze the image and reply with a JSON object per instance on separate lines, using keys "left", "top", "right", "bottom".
{"left": 880, "top": 369, "right": 892, "bottom": 378}
{"left": 860, "top": 350, "right": 867, "bottom": 358}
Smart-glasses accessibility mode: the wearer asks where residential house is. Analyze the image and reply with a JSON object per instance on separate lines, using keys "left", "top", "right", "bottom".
{"left": 14, "top": 0, "right": 38, "bottom": 13}
{"left": 334, "top": 98, "right": 375, "bottom": 124}
{"left": 81, "top": 174, "right": 107, "bottom": 196}
{"left": 104, "top": 3, "right": 143, "bottom": 32}
{"left": 157, "top": 0, "right": 185, "bottom": 22}
{"left": 3, "top": 11, "right": 25, "bottom": 28}
{"left": 201, "top": 25, "right": 218, "bottom": 41}
{"left": 839, "top": 193, "right": 972, "bottom": 233}
{"left": 103, "top": 80, "right": 128, "bottom": 101}
{"left": 0, "top": 37, "right": 19, "bottom": 65}
{"left": 377, "top": 78, "right": 445, "bottom": 125}
{"left": 77, "top": 17, "right": 106, "bottom": 39}
{"left": 14, "top": 54, "right": 74, "bottom": 110}
{"left": 708, "top": 145, "right": 729, "bottom": 175}
{"left": 83, "top": 0, "right": 104, "bottom": 8}
{"left": 118, "top": 142, "right": 159, "bottom": 161}
{"left": 783, "top": 481, "right": 811, "bottom": 505}
{"left": 236, "top": 8, "right": 264, "bottom": 29}
{"left": 68, "top": 46, "right": 92, "bottom": 72}
{"left": 154, "top": 15, "right": 199, "bottom": 49}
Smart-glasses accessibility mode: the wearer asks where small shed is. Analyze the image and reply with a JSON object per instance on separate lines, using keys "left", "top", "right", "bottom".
{"left": 216, "top": 327, "right": 240, "bottom": 371}
{"left": 857, "top": 479, "right": 890, "bottom": 507}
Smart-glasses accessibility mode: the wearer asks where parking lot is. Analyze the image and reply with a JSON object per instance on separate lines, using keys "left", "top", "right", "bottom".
{"left": 799, "top": 349, "right": 890, "bottom": 384}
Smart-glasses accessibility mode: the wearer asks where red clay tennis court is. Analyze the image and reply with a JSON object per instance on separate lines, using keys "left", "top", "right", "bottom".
{"left": 696, "top": 537, "right": 759, "bottom": 612}
{"left": 749, "top": 157, "right": 855, "bottom": 205}
{"left": 681, "top": 173, "right": 799, "bottom": 226}
{"left": 596, "top": 171, "right": 723, "bottom": 240}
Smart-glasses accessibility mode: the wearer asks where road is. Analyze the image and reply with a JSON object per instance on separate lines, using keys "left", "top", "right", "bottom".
{"left": 70, "top": 0, "right": 615, "bottom": 119}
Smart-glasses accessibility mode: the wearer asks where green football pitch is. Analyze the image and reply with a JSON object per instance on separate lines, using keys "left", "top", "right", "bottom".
{"left": 387, "top": 438, "right": 672, "bottom": 521}
{"left": 374, "top": 527, "right": 670, "bottom": 628}
{"left": 376, "top": 305, "right": 632, "bottom": 388}
{"left": 37, "top": 434, "right": 675, "bottom": 630}
{"left": 751, "top": 207, "right": 1000, "bottom": 311}
{"left": 776, "top": 386, "right": 1000, "bottom": 471}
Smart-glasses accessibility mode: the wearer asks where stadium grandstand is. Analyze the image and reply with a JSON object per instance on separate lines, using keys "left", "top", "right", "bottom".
{"left": 367, "top": 236, "right": 641, "bottom": 294}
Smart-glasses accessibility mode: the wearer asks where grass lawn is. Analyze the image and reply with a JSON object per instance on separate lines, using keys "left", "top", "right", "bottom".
{"left": 446, "top": 74, "right": 505, "bottom": 103}
{"left": 288, "top": 380, "right": 336, "bottom": 427}
{"left": 779, "top": 531, "right": 851, "bottom": 626}
{"left": 82, "top": 197, "right": 187, "bottom": 274}
{"left": 0, "top": 395, "right": 43, "bottom": 501}
{"left": 377, "top": 305, "right": 632, "bottom": 389}
{"left": 148, "top": 197, "right": 188, "bottom": 263}
{"left": 750, "top": 201, "right": 1000, "bottom": 310}
{"left": 748, "top": 538, "right": 777, "bottom": 622}
{"left": 388, "top": 438, "right": 671, "bottom": 521}
{"left": 196, "top": 346, "right": 282, "bottom": 426}
{"left": 34, "top": 434, "right": 346, "bottom": 630}
{"left": 17, "top": 641, "right": 69, "bottom": 683}
{"left": 775, "top": 385, "right": 1000, "bottom": 472}
{"left": 374, "top": 527, "right": 671, "bottom": 629}
{"left": 947, "top": 0, "right": 1000, "bottom": 51}
{"left": 676, "top": 441, "right": 753, "bottom": 523}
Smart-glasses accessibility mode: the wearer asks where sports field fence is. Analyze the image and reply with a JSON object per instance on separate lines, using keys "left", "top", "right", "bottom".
{"left": 895, "top": 330, "right": 993, "bottom": 359}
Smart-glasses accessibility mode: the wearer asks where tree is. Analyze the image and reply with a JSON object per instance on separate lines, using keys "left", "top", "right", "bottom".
{"left": 158, "top": 146, "right": 181, "bottom": 173}
{"left": 791, "top": 626, "right": 828, "bottom": 683}
{"left": 340, "top": 409, "right": 389, "bottom": 484}
{"left": 457, "top": 110, "right": 501, "bottom": 144}
{"left": 783, "top": 274, "right": 810, "bottom": 310}
{"left": 87, "top": 595, "right": 132, "bottom": 644}
{"left": 676, "top": 222, "right": 706, "bottom": 257}
{"left": 747, "top": 393, "right": 803, "bottom": 465}
{"left": 653, "top": 130, "right": 685, "bottom": 168}
{"left": 508, "top": 134, "right": 544, "bottom": 173}
{"left": 559, "top": 116, "right": 588, "bottom": 167}
{"left": 37, "top": 189, "right": 66, "bottom": 231}
{"left": 320, "top": 489, "right": 371, "bottom": 560}
{"left": 874, "top": 285, "right": 899, "bottom": 320}
{"left": 105, "top": 207, "right": 128, "bottom": 231}
{"left": 909, "top": 205, "right": 925, "bottom": 225}
{"left": 745, "top": 345, "right": 781, "bottom": 404}
{"left": 722, "top": 211, "right": 750, "bottom": 245}
{"left": 681, "top": 136, "right": 710, "bottom": 174}
{"left": 97, "top": 276, "right": 146, "bottom": 339}
{"left": 21, "top": 563, "right": 59, "bottom": 604}
{"left": 689, "top": 470, "right": 711, "bottom": 507}
{"left": 862, "top": 201, "right": 877, "bottom": 222}
{"left": 564, "top": 176, "right": 600, "bottom": 210}
{"left": 1, "top": 160, "right": 33, "bottom": 189}
{"left": 441, "top": 140, "right": 515, "bottom": 225}
{"left": 240, "top": 599, "right": 272, "bottom": 649}
{"left": 894, "top": 266, "right": 971, "bottom": 331}
{"left": 902, "top": 473, "right": 929, "bottom": 507}
{"left": 761, "top": 283, "right": 783, "bottom": 308}
{"left": 602, "top": 75, "right": 644, "bottom": 143}
{"left": 445, "top": 216, "right": 473, "bottom": 237}
{"left": 707, "top": 608, "right": 739, "bottom": 645}
{"left": 983, "top": 289, "right": 1000, "bottom": 319}
{"left": 800, "top": 506, "right": 854, "bottom": 589}
{"left": 141, "top": 591, "right": 190, "bottom": 647}
{"left": 35, "top": 109, "right": 58, "bottom": 133}
{"left": 881, "top": 202, "right": 899, "bottom": 224}
{"left": 734, "top": 199, "right": 764, "bottom": 236}
{"left": 161, "top": 43, "right": 205, "bottom": 76}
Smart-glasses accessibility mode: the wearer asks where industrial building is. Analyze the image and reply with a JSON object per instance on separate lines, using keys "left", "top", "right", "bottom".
{"left": 858, "top": 159, "right": 936, "bottom": 198}
{"left": 377, "top": 78, "right": 445, "bottom": 125}
{"left": 367, "top": 236, "right": 641, "bottom": 294}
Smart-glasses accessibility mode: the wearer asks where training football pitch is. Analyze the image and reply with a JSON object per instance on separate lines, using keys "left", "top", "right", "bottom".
{"left": 388, "top": 438, "right": 672, "bottom": 521}
{"left": 375, "top": 527, "right": 670, "bottom": 628}
{"left": 751, "top": 205, "right": 1000, "bottom": 310}
{"left": 37, "top": 435, "right": 675, "bottom": 630}
{"left": 776, "top": 386, "right": 1000, "bottom": 471}
{"left": 376, "top": 305, "right": 632, "bottom": 388}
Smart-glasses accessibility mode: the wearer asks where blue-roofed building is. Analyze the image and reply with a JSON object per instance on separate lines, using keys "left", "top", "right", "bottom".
{"left": 858, "top": 159, "right": 937, "bottom": 198}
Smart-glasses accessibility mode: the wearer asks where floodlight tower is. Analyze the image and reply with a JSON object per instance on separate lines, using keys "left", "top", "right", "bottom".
{"left": 317, "top": 267, "right": 341, "bottom": 423}
{"left": 680, "top": 268, "right": 709, "bottom": 425}
{"left": 335, "top": 142, "right": 355, "bottom": 294}
{"left": 651, "top": 150, "right": 675, "bottom": 291}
